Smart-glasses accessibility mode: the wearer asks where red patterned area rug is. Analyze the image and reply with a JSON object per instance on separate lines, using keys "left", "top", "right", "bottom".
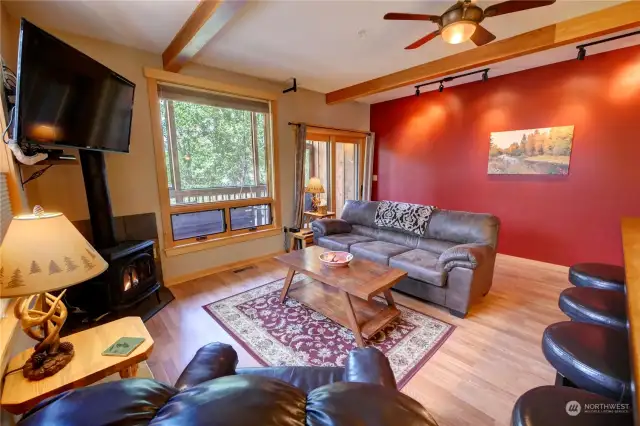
{"left": 203, "top": 276, "right": 455, "bottom": 388}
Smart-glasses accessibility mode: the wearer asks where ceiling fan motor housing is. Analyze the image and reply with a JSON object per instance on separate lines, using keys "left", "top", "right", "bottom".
{"left": 441, "top": 3, "right": 484, "bottom": 28}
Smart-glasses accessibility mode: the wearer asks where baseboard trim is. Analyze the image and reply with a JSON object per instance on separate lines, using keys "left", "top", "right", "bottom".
{"left": 496, "top": 253, "right": 569, "bottom": 272}
{"left": 165, "top": 251, "right": 285, "bottom": 287}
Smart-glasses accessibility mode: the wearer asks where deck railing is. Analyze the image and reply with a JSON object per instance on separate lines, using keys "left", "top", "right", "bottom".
{"left": 169, "top": 185, "right": 268, "bottom": 205}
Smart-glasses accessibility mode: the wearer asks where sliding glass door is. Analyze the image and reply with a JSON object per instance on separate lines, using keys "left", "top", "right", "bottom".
{"left": 305, "top": 139, "right": 330, "bottom": 212}
{"left": 305, "top": 132, "right": 365, "bottom": 217}
{"left": 335, "top": 140, "right": 361, "bottom": 218}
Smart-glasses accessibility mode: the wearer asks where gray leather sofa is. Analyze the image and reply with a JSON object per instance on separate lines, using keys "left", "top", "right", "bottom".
{"left": 312, "top": 200, "right": 500, "bottom": 318}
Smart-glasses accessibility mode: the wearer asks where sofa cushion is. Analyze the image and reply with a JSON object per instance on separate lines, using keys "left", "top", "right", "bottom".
{"left": 350, "top": 241, "right": 410, "bottom": 265}
{"left": 317, "top": 234, "right": 374, "bottom": 252}
{"left": 341, "top": 200, "right": 380, "bottom": 228}
{"left": 306, "top": 383, "right": 437, "bottom": 426}
{"left": 155, "top": 375, "right": 308, "bottom": 426}
{"left": 376, "top": 229, "right": 420, "bottom": 249}
{"left": 351, "top": 224, "right": 379, "bottom": 239}
{"left": 416, "top": 238, "right": 457, "bottom": 255}
{"left": 426, "top": 209, "right": 500, "bottom": 248}
{"left": 19, "top": 379, "right": 178, "bottom": 426}
{"left": 389, "top": 249, "right": 446, "bottom": 287}
{"left": 237, "top": 367, "right": 345, "bottom": 394}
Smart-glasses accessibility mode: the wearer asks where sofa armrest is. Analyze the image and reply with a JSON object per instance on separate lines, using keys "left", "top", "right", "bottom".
{"left": 311, "top": 219, "right": 352, "bottom": 238}
{"left": 344, "top": 347, "right": 397, "bottom": 389}
{"left": 437, "top": 243, "right": 492, "bottom": 272}
{"left": 174, "top": 343, "right": 238, "bottom": 390}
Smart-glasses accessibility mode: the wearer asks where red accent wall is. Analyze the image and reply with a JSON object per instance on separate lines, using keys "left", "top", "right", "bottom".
{"left": 371, "top": 45, "right": 640, "bottom": 266}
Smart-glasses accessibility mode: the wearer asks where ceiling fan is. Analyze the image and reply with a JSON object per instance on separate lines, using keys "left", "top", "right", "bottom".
{"left": 384, "top": 0, "right": 556, "bottom": 50}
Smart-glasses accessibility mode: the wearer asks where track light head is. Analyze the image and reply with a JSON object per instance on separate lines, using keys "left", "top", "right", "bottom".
{"left": 438, "top": 82, "right": 444, "bottom": 93}
{"left": 415, "top": 88, "right": 420, "bottom": 97}
{"left": 482, "top": 70, "right": 489, "bottom": 82}
{"left": 577, "top": 47, "right": 586, "bottom": 61}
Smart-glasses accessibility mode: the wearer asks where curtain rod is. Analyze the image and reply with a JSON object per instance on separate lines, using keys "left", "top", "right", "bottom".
{"left": 287, "top": 122, "right": 371, "bottom": 135}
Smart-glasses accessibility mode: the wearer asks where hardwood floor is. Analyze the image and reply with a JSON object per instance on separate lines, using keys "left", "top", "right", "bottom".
{"left": 145, "top": 253, "right": 570, "bottom": 426}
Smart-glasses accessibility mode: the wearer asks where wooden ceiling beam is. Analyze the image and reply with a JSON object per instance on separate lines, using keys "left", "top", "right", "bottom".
{"left": 325, "top": 1, "right": 640, "bottom": 104}
{"left": 162, "top": 0, "right": 247, "bottom": 73}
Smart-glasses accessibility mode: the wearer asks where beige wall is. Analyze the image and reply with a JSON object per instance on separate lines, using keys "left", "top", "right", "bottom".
{"left": 0, "top": 3, "right": 18, "bottom": 69}
{"left": 2, "top": 12, "right": 370, "bottom": 281}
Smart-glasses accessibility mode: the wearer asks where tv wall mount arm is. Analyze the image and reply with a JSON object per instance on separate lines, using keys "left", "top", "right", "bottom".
{"left": 2, "top": 109, "right": 48, "bottom": 166}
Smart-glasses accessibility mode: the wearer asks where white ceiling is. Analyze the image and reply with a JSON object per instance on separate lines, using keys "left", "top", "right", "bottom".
{"left": 3, "top": 0, "right": 200, "bottom": 53}
{"left": 4, "top": 0, "right": 638, "bottom": 104}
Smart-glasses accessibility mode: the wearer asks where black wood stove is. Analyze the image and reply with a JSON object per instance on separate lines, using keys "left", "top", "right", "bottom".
{"left": 65, "top": 150, "right": 160, "bottom": 316}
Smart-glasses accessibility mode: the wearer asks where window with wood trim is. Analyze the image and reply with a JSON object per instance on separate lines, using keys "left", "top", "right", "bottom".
{"left": 146, "top": 70, "right": 280, "bottom": 254}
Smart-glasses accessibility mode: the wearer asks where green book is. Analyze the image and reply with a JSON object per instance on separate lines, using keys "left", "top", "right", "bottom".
{"left": 102, "top": 337, "right": 145, "bottom": 357}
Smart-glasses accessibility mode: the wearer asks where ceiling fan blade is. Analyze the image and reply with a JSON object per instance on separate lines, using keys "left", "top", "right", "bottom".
{"left": 443, "top": 2, "right": 463, "bottom": 15}
{"left": 484, "top": 0, "right": 555, "bottom": 18}
{"left": 384, "top": 12, "right": 440, "bottom": 22}
{"left": 405, "top": 30, "right": 441, "bottom": 50}
{"left": 470, "top": 25, "right": 496, "bottom": 46}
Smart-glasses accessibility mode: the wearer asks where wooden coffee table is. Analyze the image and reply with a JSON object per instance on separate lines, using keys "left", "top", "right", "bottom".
{"left": 275, "top": 246, "right": 407, "bottom": 347}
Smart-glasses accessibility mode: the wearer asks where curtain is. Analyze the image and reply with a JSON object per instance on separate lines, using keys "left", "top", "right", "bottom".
{"left": 291, "top": 123, "right": 307, "bottom": 232}
{"left": 361, "top": 132, "right": 375, "bottom": 201}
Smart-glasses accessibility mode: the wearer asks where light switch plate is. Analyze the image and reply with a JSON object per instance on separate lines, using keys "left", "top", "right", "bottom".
{"left": 372, "top": 175, "right": 378, "bottom": 181}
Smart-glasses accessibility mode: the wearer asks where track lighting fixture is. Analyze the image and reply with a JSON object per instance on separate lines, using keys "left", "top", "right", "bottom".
{"left": 575, "top": 29, "right": 640, "bottom": 62}
{"left": 577, "top": 47, "right": 586, "bottom": 61}
{"left": 413, "top": 68, "right": 490, "bottom": 96}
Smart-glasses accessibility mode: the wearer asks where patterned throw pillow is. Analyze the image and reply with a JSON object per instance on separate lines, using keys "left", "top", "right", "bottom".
{"left": 374, "top": 201, "right": 435, "bottom": 236}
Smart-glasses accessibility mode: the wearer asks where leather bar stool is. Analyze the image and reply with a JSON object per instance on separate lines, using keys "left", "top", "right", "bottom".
{"left": 512, "top": 385, "right": 633, "bottom": 426}
{"left": 569, "top": 263, "right": 625, "bottom": 293}
{"left": 559, "top": 287, "right": 627, "bottom": 331}
{"left": 542, "top": 322, "right": 631, "bottom": 402}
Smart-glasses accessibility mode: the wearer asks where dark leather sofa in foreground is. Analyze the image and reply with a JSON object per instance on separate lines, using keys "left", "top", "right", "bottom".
{"left": 313, "top": 200, "right": 500, "bottom": 317}
{"left": 18, "top": 343, "right": 437, "bottom": 426}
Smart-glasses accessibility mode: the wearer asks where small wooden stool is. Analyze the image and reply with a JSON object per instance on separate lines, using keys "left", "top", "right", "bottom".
{"left": 289, "top": 230, "right": 314, "bottom": 251}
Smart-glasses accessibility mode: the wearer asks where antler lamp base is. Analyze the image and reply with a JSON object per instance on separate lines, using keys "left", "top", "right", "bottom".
{"left": 14, "top": 291, "right": 75, "bottom": 381}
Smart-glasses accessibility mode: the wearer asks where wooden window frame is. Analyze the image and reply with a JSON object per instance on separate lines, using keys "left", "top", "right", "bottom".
{"left": 144, "top": 68, "right": 281, "bottom": 256}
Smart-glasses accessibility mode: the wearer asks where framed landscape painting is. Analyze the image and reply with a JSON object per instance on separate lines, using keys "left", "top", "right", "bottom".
{"left": 488, "top": 126, "right": 574, "bottom": 175}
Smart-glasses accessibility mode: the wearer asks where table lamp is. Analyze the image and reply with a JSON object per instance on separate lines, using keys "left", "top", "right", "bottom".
{"left": 0, "top": 206, "right": 108, "bottom": 380}
{"left": 305, "top": 177, "right": 325, "bottom": 212}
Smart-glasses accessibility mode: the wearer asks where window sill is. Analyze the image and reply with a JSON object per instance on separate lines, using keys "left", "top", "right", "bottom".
{"left": 164, "top": 227, "right": 283, "bottom": 257}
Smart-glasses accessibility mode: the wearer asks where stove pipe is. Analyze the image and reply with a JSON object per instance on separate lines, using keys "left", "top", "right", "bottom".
{"left": 79, "top": 149, "right": 117, "bottom": 249}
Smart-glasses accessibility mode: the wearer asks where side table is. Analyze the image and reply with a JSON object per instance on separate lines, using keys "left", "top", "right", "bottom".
{"left": 303, "top": 211, "right": 336, "bottom": 228}
{"left": 1, "top": 316, "right": 154, "bottom": 414}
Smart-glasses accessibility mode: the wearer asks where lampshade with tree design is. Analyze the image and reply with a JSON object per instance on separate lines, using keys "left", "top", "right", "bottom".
{"left": 0, "top": 206, "right": 108, "bottom": 380}
{"left": 0, "top": 209, "right": 108, "bottom": 298}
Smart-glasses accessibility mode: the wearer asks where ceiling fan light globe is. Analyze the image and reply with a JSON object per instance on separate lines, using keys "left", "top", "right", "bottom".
{"left": 441, "top": 21, "right": 477, "bottom": 44}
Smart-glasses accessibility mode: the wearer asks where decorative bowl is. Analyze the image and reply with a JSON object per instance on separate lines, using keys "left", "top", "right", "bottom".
{"left": 319, "top": 251, "right": 353, "bottom": 267}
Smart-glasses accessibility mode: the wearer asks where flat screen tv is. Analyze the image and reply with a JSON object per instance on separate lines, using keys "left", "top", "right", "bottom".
{"left": 14, "top": 19, "right": 135, "bottom": 153}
